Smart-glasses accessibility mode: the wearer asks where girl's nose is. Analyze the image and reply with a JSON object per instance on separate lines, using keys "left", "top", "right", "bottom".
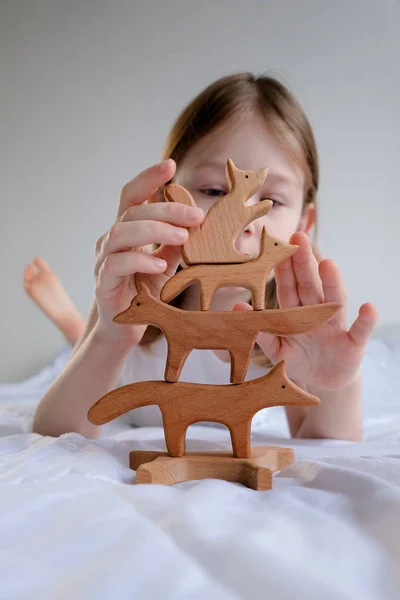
{"left": 243, "top": 222, "right": 256, "bottom": 236}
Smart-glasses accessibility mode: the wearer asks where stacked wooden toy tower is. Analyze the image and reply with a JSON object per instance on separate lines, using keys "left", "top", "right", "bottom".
{"left": 88, "top": 159, "right": 340, "bottom": 491}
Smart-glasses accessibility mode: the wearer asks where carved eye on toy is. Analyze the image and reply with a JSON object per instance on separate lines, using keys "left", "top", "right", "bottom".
{"left": 245, "top": 174, "right": 249, "bottom": 179}
{"left": 136, "top": 302, "right": 141, "bottom": 306}
{"left": 281, "top": 385, "right": 286, "bottom": 389}
{"left": 274, "top": 243, "right": 278, "bottom": 247}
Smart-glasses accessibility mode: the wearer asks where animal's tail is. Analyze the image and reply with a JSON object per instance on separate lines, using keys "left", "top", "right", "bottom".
{"left": 88, "top": 381, "right": 162, "bottom": 425}
{"left": 255, "top": 302, "right": 342, "bottom": 335}
{"left": 160, "top": 268, "right": 198, "bottom": 304}
{"left": 165, "top": 183, "right": 197, "bottom": 208}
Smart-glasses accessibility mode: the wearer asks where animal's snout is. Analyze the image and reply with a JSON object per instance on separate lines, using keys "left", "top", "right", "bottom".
{"left": 113, "top": 308, "right": 131, "bottom": 323}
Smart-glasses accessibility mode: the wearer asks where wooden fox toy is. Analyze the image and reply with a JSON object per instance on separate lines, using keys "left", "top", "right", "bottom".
{"left": 160, "top": 226, "right": 299, "bottom": 310}
{"left": 88, "top": 360, "right": 319, "bottom": 458}
{"left": 114, "top": 282, "right": 341, "bottom": 384}
{"left": 165, "top": 159, "right": 272, "bottom": 264}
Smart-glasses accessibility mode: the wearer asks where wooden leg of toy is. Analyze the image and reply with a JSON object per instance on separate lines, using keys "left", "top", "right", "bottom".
{"left": 229, "top": 421, "right": 252, "bottom": 458}
{"left": 251, "top": 284, "right": 266, "bottom": 311}
{"left": 164, "top": 344, "right": 191, "bottom": 383}
{"left": 163, "top": 422, "right": 188, "bottom": 457}
{"left": 229, "top": 349, "right": 252, "bottom": 384}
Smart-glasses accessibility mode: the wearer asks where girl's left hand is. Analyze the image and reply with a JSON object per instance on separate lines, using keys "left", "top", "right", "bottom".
{"left": 234, "top": 232, "right": 378, "bottom": 391}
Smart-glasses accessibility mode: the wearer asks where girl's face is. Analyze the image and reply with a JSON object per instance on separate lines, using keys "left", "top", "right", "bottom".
{"left": 174, "top": 113, "right": 315, "bottom": 262}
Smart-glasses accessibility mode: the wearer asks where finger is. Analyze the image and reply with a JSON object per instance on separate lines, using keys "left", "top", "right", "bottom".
{"left": 153, "top": 244, "right": 183, "bottom": 278}
{"left": 312, "top": 244, "right": 324, "bottom": 264}
{"left": 290, "top": 232, "right": 324, "bottom": 305}
{"left": 117, "top": 159, "right": 176, "bottom": 218}
{"left": 121, "top": 201, "right": 203, "bottom": 228}
{"left": 256, "top": 331, "right": 281, "bottom": 361}
{"left": 274, "top": 256, "right": 300, "bottom": 308}
{"left": 98, "top": 251, "right": 166, "bottom": 293}
{"left": 348, "top": 303, "right": 378, "bottom": 348}
{"left": 232, "top": 302, "right": 253, "bottom": 312}
{"left": 104, "top": 220, "right": 189, "bottom": 255}
{"left": 319, "top": 259, "right": 347, "bottom": 324}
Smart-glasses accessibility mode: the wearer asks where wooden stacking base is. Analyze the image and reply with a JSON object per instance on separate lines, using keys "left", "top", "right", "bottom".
{"left": 130, "top": 446, "right": 294, "bottom": 491}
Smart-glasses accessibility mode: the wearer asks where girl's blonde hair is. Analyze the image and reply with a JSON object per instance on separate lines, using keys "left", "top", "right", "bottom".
{"left": 140, "top": 72, "right": 319, "bottom": 366}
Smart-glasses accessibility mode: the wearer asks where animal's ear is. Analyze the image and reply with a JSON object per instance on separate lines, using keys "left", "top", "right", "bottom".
{"left": 257, "top": 166, "right": 268, "bottom": 183}
{"left": 225, "top": 158, "right": 239, "bottom": 191}
{"left": 258, "top": 225, "right": 269, "bottom": 254}
{"left": 137, "top": 281, "right": 151, "bottom": 295}
{"left": 269, "top": 360, "right": 287, "bottom": 378}
{"left": 260, "top": 225, "right": 268, "bottom": 241}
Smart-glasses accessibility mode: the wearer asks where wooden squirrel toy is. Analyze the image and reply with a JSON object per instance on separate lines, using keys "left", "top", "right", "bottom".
{"left": 165, "top": 159, "right": 272, "bottom": 264}
{"left": 88, "top": 158, "right": 341, "bottom": 491}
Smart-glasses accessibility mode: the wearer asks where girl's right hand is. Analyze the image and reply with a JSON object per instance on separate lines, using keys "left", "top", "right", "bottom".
{"left": 94, "top": 159, "right": 203, "bottom": 348}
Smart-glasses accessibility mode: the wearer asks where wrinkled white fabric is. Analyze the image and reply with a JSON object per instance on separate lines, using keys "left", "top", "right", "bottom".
{"left": 0, "top": 337, "right": 399, "bottom": 599}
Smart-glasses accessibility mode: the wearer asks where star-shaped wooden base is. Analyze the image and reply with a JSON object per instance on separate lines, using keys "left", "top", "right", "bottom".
{"left": 130, "top": 446, "right": 294, "bottom": 491}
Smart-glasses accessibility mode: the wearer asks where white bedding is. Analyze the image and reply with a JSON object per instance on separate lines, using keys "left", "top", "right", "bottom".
{"left": 1, "top": 338, "right": 400, "bottom": 600}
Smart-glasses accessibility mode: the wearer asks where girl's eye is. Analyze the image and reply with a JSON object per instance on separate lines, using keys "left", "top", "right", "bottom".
{"left": 268, "top": 198, "right": 283, "bottom": 208}
{"left": 201, "top": 188, "right": 226, "bottom": 197}
{"left": 271, "top": 199, "right": 281, "bottom": 208}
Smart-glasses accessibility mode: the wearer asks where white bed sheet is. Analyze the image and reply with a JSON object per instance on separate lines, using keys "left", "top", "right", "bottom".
{"left": 0, "top": 338, "right": 400, "bottom": 600}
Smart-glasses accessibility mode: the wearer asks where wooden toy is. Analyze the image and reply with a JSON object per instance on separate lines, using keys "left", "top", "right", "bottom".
{"left": 160, "top": 226, "right": 299, "bottom": 310}
{"left": 165, "top": 159, "right": 272, "bottom": 264}
{"left": 114, "top": 282, "right": 340, "bottom": 384}
{"left": 88, "top": 361, "right": 319, "bottom": 457}
{"left": 87, "top": 158, "right": 342, "bottom": 491}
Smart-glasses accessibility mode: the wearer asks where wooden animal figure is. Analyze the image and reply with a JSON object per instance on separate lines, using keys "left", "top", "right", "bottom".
{"left": 160, "top": 226, "right": 299, "bottom": 310}
{"left": 165, "top": 159, "right": 272, "bottom": 264}
{"left": 114, "top": 281, "right": 341, "bottom": 384}
{"left": 88, "top": 360, "right": 320, "bottom": 458}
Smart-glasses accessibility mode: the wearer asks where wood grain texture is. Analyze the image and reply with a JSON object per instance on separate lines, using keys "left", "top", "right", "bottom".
{"left": 88, "top": 360, "right": 319, "bottom": 458}
{"left": 136, "top": 456, "right": 272, "bottom": 490}
{"left": 160, "top": 226, "right": 299, "bottom": 310}
{"left": 114, "top": 281, "right": 342, "bottom": 383}
{"left": 130, "top": 446, "right": 295, "bottom": 490}
{"left": 165, "top": 159, "right": 272, "bottom": 264}
{"left": 130, "top": 446, "right": 295, "bottom": 471}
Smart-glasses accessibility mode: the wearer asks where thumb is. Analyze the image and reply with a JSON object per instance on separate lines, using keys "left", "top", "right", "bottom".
{"left": 153, "top": 244, "right": 183, "bottom": 278}
{"left": 256, "top": 330, "right": 280, "bottom": 361}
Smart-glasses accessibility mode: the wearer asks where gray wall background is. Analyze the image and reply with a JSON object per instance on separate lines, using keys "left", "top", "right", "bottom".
{"left": 1, "top": 0, "right": 399, "bottom": 381}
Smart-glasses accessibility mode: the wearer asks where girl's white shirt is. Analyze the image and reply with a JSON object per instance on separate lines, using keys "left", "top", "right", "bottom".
{"left": 118, "top": 335, "right": 270, "bottom": 427}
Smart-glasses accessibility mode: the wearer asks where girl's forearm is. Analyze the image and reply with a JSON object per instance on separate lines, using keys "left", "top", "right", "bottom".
{"left": 33, "top": 324, "right": 131, "bottom": 438}
{"left": 286, "top": 372, "right": 363, "bottom": 441}
{"left": 69, "top": 298, "right": 98, "bottom": 357}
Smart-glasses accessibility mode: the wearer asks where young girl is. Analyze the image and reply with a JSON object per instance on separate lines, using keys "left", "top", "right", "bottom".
{"left": 33, "top": 73, "right": 378, "bottom": 441}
